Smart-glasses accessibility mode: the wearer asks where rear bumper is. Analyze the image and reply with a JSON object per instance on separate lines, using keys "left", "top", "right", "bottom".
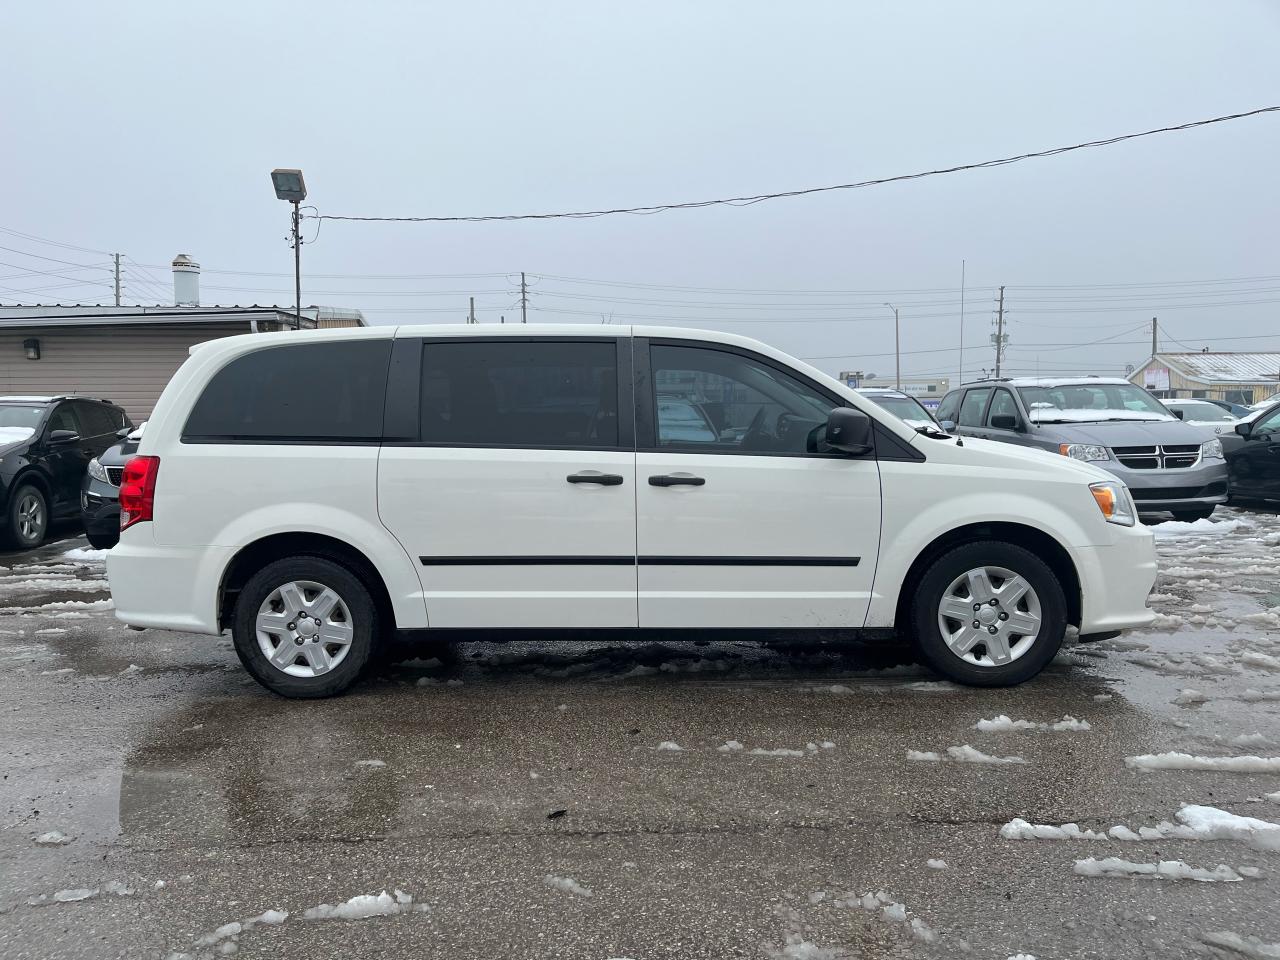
{"left": 107, "top": 524, "right": 230, "bottom": 634}
{"left": 1075, "top": 528, "right": 1158, "bottom": 634}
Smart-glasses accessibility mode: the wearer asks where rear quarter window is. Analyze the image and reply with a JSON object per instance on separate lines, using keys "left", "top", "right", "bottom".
{"left": 182, "top": 340, "right": 392, "bottom": 442}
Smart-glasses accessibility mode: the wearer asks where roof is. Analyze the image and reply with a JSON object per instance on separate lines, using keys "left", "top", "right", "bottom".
{"left": 0, "top": 395, "right": 112, "bottom": 404}
{"left": 0, "top": 304, "right": 367, "bottom": 330}
{"left": 1153, "top": 352, "right": 1280, "bottom": 385}
{"left": 962, "top": 377, "right": 1133, "bottom": 389}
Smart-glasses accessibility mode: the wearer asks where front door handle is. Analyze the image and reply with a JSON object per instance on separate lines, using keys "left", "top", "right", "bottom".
{"left": 649, "top": 474, "right": 706, "bottom": 487}
{"left": 566, "top": 472, "right": 624, "bottom": 486}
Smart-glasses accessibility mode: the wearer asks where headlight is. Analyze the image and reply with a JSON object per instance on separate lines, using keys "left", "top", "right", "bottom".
{"left": 1090, "top": 481, "right": 1136, "bottom": 527}
{"left": 1060, "top": 443, "right": 1109, "bottom": 462}
{"left": 87, "top": 458, "right": 109, "bottom": 483}
{"left": 1199, "top": 438, "right": 1223, "bottom": 460}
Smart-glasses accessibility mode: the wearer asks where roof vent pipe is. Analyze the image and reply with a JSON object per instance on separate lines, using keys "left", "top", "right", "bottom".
{"left": 172, "top": 254, "right": 200, "bottom": 306}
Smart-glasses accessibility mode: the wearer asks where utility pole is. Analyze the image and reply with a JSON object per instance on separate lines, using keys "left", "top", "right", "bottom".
{"left": 468, "top": 296, "right": 476, "bottom": 324}
{"left": 113, "top": 253, "right": 122, "bottom": 306}
{"left": 957, "top": 259, "right": 966, "bottom": 385}
{"left": 883, "top": 303, "right": 901, "bottom": 389}
{"left": 993, "top": 285, "right": 1007, "bottom": 378}
{"left": 1151, "top": 316, "right": 1158, "bottom": 358}
{"left": 520, "top": 272, "right": 529, "bottom": 324}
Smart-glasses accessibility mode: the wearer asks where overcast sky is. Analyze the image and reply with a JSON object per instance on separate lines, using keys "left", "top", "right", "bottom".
{"left": 3, "top": 1, "right": 1278, "bottom": 383}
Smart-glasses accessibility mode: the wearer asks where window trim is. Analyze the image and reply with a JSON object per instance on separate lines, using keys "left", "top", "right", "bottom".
{"left": 636, "top": 337, "right": 855, "bottom": 459}
{"left": 384, "top": 335, "right": 634, "bottom": 452}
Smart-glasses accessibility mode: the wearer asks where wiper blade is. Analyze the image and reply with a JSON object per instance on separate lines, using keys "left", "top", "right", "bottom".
{"left": 914, "top": 425, "right": 953, "bottom": 439}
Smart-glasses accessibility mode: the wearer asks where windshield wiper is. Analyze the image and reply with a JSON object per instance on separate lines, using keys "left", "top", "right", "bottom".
{"left": 915, "top": 425, "right": 954, "bottom": 439}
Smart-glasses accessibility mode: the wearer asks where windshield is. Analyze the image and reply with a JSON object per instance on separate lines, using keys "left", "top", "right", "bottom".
{"left": 1167, "top": 400, "right": 1236, "bottom": 422}
{"left": 865, "top": 394, "right": 937, "bottom": 425}
{"left": 0, "top": 405, "right": 45, "bottom": 441}
{"left": 1016, "top": 384, "right": 1173, "bottom": 422}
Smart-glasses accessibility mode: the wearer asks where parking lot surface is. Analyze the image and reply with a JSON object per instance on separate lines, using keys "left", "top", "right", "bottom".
{"left": 2, "top": 508, "right": 1279, "bottom": 959}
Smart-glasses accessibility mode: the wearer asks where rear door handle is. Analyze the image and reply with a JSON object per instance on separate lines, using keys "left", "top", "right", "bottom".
{"left": 566, "top": 472, "right": 624, "bottom": 486}
{"left": 649, "top": 474, "right": 706, "bottom": 487}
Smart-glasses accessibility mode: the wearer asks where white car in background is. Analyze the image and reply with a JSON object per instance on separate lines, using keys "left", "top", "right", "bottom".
{"left": 1160, "top": 399, "right": 1241, "bottom": 431}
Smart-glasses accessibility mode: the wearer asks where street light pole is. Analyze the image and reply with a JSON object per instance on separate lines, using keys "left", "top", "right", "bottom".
{"left": 884, "top": 303, "right": 901, "bottom": 389}
{"left": 292, "top": 200, "right": 301, "bottom": 330}
{"left": 271, "top": 169, "right": 308, "bottom": 331}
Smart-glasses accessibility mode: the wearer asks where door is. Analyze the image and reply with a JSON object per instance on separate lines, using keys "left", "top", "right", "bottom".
{"left": 956, "top": 387, "right": 993, "bottom": 439}
{"left": 983, "top": 388, "right": 1026, "bottom": 444}
{"left": 42, "top": 401, "right": 88, "bottom": 516}
{"left": 635, "top": 339, "right": 882, "bottom": 628}
{"left": 377, "top": 336, "right": 638, "bottom": 628}
{"left": 1231, "top": 406, "right": 1280, "bottom": 499}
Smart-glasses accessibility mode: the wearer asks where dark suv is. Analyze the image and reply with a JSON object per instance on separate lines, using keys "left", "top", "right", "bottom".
{"left": 0, "top": 396, "right": 131, "bottom": 550}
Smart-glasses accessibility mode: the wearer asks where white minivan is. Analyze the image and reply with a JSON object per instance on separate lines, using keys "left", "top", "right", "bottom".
{"left": 108, "top": 325, "right": 1157, "bottom": 698}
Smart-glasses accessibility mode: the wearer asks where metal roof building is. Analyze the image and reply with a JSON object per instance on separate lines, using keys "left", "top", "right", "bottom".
{"left": 1128, "top": 352, "right": 1280, "bottom": 405}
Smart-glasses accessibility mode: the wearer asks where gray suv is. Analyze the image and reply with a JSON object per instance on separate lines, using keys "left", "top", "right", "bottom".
{"left": 937, "top": 378, "right": 1228, "bottom": 521}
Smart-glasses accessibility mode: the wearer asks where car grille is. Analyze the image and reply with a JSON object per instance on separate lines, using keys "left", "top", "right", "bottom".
{"left": 105, "top": 466, "right": 125, "bottom": 486}
{"left": 1111, "top": 444, "right": 1201, "bottom": 470}
{"left": 1130, "top": 481, "right": 1228, "bottom": 502}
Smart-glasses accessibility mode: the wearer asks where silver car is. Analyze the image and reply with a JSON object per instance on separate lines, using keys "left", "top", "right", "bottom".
{"left": 937, "top": 378, "right": 1228, "bottom": 521}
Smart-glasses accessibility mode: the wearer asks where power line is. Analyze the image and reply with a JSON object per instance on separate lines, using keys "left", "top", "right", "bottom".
{"left": 0, "top": 259, "right": 113, "bottom": 288}
{"left": 0, "top": 225, "right": 113, "bottom": 256}
{"left": 313, "top": 105, "right": 1280, "bottom": 224}
{"left": 0, "top": 244, "right": 110, "bottom": 271}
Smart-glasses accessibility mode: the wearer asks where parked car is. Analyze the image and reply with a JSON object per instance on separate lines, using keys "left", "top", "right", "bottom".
{"left": 1249, "top": 391, "right": 1280, "bottom": 411}
{"left": 1201, "top": 398, "right": 1253, "bottom": 419}
{"left": 80, "top": 422, "right": 146, "bottom": 549}
{"left": 108, "top": 327, "right": 1157, "bottom": 698}
{"left": 0, "top": 395, "right": 131, "bottom": 549}
{"left": 935, "top": 378, "right": 1228, "bottom": 522}
{"left": 1220, "top": 402, "right": 1280, "bottom": 503}
{"left": 1160, "top": 398, "right": 1240, "bottom": 427}
{"left": 856, "top": 388, "right": 942, "bottom": 431}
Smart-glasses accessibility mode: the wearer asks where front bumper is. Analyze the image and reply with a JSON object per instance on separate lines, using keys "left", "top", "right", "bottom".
{"left": 80, "top": 477, "right": 120, "bottom": 539}
{"left": 1075, "top": 527, "right": 1158, "bottom": 634}
{"left": 1102, "top": 458, "right": 1229, "bottom": 514}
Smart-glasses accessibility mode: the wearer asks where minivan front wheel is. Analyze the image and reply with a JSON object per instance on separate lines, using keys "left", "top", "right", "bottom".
{"left": 232, "top": 557, "right": 377, "bottom": 698}
{"left": 910, "top": 541, "right": 1067, "bottom": 686}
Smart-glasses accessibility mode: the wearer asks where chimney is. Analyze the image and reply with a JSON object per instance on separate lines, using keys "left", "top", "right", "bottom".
{"left": 172, "top": 254, "right": 200, "bottom": 306}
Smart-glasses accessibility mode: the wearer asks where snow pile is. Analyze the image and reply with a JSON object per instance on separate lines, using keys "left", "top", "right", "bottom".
{"left": 1242, "top": 651, "right": 1280, "bottom": 672}
{"left": 1073, "top": 857, "right": 1244, "bottom": 882}
{"left": 1174, "top": 688, "right": 1210, "bottom": 705}
{"left": 656, "top": 741, "right": 683, "bottom": 751}
{"left": 947, "top": 744, "right": 1027, "bottom": 764}
{"left": 1000, "top": 805, "right": 1280, "bottom": 852}
{"left": 717, "top": 740, "right": 745, "bottom": 752}
{"left": 974, "top": 715, "right": 1090, "bottom": 732}
{"left": 0, "top": 578, "right": 109, "bottom": 595}
{"left": 1125, "top": 752, "right": 1280, "bottom": 773}
{"left": 1199, "top": 932, "right": 1280, "bottom": 958}
{"left": 191, "top": 908, "right": 289, "bottom": 953}
{"left": 33, "top": 830, "right": 73, "bottom": 846}
{"left": 63, "top": 547, "right": 109, "bottom": 562}
{"left": 1151, "top": 518, "right": 1250, "bottom": 538}
{"left": 764, "top": 933, "right": 845, "bottom": 960}
{"left": 544, "top": 875, "right": 592, "bottom": 897}
{"left": 926, "top": 859, "right": 948, "bottom": 870}
{"left": 303, "top": 889, "right": 423, "bottom": 920}
{"left": 847, "top": 890, "right": 936, "bottom": 943}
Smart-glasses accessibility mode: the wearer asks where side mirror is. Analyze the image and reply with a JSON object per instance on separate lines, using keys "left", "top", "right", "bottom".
{"left": 826, "top": 408, "right": 873, "bottom": 455}
{"left": 939, "top": 419, "right": 957, "bottom": 433}
{"left": 48, "top": 429, "right": 80, "bottom": 445}
{"left": 989, "top": 414, "right": 1019, "bottom": 430}
{"left": 1235, "top": 421, "right": 1253, "bottom": 437}
{"left": 1171, "top": 408, "right": 1185, "bottom": 420}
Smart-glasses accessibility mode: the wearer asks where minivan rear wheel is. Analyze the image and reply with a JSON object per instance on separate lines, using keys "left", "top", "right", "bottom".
{"left": 910, "top": 541, "right": 1067, "bottom": 687}
{"left": 232, "top": 556, "right": 377, "bottom": 698}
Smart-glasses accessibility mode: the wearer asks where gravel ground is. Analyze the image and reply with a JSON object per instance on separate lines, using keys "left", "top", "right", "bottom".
{"left": 1, "top": 506, "right": 1279, "bottom": 959}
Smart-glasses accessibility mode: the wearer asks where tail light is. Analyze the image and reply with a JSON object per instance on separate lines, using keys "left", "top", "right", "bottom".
{"left": 119, "top": 456, "right": 160, "bottom": 531}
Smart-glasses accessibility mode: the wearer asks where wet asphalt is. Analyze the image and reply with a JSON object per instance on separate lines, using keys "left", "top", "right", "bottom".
{"left": 1, "top": 508, "right": 1279, "bottom": 960}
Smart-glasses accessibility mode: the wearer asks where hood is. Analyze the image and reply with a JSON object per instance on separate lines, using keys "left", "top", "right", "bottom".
{"left": 917, "top": 434, "right": 1116, "bottom": 484}
{"left": 0, "top": 426, "right": 35, "bottom": 456}
{"left": 1036, "top": 418, "right": 1217, "bottom": 446}
{"left": 99, "top": 438, "right": 142, "bottom": 466}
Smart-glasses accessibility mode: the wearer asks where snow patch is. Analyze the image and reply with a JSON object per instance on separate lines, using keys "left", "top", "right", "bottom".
{"left": 1174, "top": 688, "right": 1210, "bottom": 705}
{"left": 1151, "top": 518, "right": 1249, "bottom": 538}
{"left": 1199, "top": 932, "right": 1280, "bottom": 958}
{"left": 947, "top": 744, "right": 1027, "bottom": 764}
{"left": 656, "top": 741, "right": 683, "bottom": 752}
{"left": 544, "top": 875, "right": 592, "bottom": 897}
{"left": 1001, "top": 805, "right": 1280, "bottom": 852}
{"left": 974, "top": 714, "right": 1090, "bottom": 732}
{"left": 354, "top": 759, "right": 386, "bottom": 768}
{"left": 926, "top": 859, "right": 948, "bottom": 870}
{"left": 34, "top": 830, "right": 73, "bottom": 846}
{"left": 63, "top": 547, "right": 109, "bottom": 562}
{"left": 906, "top": 750, "right": 942, "bottom": 762}
{"left": 1125, "top": 752, "right": 1280, "bottom": 773}
{"left": 303, "top": 889, "right": 423, "bottom": 920}
{"left": 717, "top": 740, "right": 745, "bottom": 752}
{"left": 1073, "top": 857, "right": 1244, "bottom": 882}
{"left": 749, "top": 747, "right": 808, "bottom": 757}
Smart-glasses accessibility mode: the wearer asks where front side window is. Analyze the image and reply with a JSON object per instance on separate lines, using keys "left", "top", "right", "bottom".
{"left": 1255, "top": 407, "right": 1280, "bottom": 435}
{"left": 986, "top": 389, "right": 1020, "bottom": 426}
{"left": 46, "top": 403, "right": 82, "bottom": 436}
{"left": 935, "top": 392, "right": 961, "bottom": 423}
{"left": 649, "top": 344, "right": 834, "bottom": 454}
{"left": 74, "top": 402, "right": 117, "bottom": 439}
{"left": 183, "top": 340, "right": 392, "bottom": 442}
{"left": 419, "top": 340, "right": 618, "bottom": 448}
{"left": 958, "top": 388, "right": 991, "bottom": 427}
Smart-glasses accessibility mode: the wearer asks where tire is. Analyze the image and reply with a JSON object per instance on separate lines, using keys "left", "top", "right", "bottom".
{"left": 85, "top": 530, "right": 118, "bottom": 550}
{"left": 3, "top": 484, "right": 48, "bottom": 550}
{"left": 1170, "top": 508, "right": 1214, "bottom": 523}
{"left": 232, "top": 556, "right": 378, "bottom": 698}
{"left": 910, "top": 540, "right": 1068, "bottom": 687}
